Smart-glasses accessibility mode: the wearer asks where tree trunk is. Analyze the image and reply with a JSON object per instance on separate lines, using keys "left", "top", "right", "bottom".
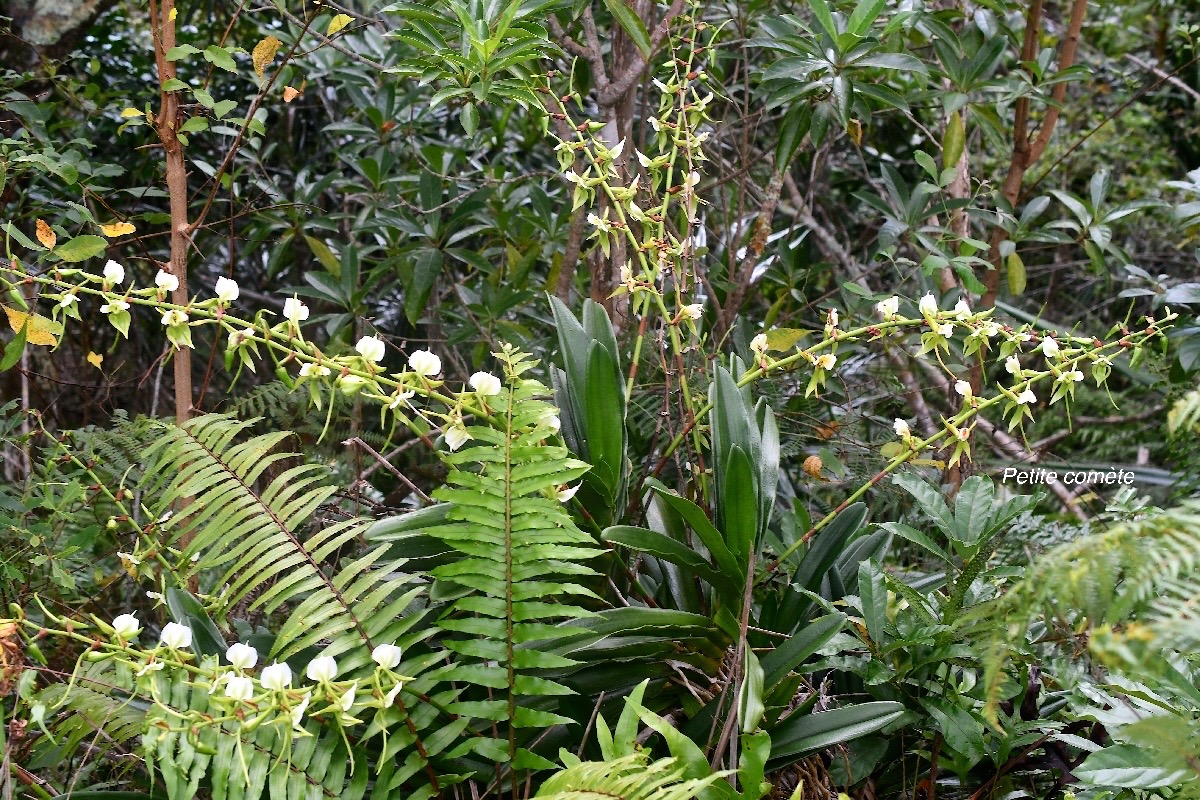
{"left": 148, "top": 0, "right": 193, "bottom": 423}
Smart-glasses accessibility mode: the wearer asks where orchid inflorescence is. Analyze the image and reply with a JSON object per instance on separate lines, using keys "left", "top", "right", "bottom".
{"left": 742, "top": 291, "right": 1174, "bottom": 470}
{"left": 0, "top": 260, "right": 571, "bottom": 465}
{"left": 10, "top": 605, "right": 411, "bottom": 742}
{"left": 6, "top": 250, "right": 1170, "bottom": 498}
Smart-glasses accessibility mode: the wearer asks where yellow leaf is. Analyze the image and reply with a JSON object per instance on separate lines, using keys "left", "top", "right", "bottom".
{"left": 87, "top": 351, "right": 104, "bottom": 369}
{"left": 304, "top": 235, "right": 340, "bottom": 276}
{"left": 169, "top": 7, "right": 177, "bottom": 19}
{"left": 282, "top": 85, "right": 301, "bottom": 103}
{"left": 100, "top": 221, "right": 137, "bottom": 238}
{"left": 120, "top": 107, "right": 144, "bottom": 118}
{"left": 327, "top": 13, "right": 353, "bottom": 36}
{"left": 764, "top": 327, "right": 812, "bottom": 352}
{"left": 846, "top": 118, "right": 862, "bottom": 146}
{"left": 35, "top": 219, "right": 56, "bottom": 250}
{"left": 252, "top": 35, "right": 282, "bottom": 79}
{"left": 3, "top": 305, "right": 62, "bottom": 346}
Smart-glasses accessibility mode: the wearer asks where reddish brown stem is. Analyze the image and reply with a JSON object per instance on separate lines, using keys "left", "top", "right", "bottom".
{"left": 980, "top": 0, "right": 1089, "bottom": 312}
{"left": 149, "top": 0, "right": 192, "bottom": 424}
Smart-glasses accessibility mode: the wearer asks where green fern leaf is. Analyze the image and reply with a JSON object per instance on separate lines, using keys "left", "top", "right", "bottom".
{"left": 537, "top": 753, "right": 728, "bottom": 800}
{"left": 420, "top": 347, "right": 599, "bottom": 771}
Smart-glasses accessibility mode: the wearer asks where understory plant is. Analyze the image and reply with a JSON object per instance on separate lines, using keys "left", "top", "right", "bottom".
{"left": 2, "top": 0, "right": 1198, "bottom": 797}
{"left": 0, "top": 175, "right": 1174, "bottom": 799}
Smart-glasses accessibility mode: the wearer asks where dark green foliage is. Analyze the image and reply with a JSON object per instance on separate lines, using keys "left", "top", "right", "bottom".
{"left": 3, "top": 0, "right": 1200, "bottom": 795}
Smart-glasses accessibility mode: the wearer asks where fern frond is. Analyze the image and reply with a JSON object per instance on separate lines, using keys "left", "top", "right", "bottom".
{"left": 226, "top": 380, "right": 301, "bottom": 421}
{"left": 536, "top": 753, "right": 726, "bottom": 800}
{"left": 1169, "top": 388, "right": 1200, "bottom": 437}
{"left": 134, "top": 414, "right": 459, "bottom": 796}
{"left": 58, "top": 410, "right": 153, "bottom": 492}
{"left": 422, "top": 347, "right": 599, "bottom": 769}
{"left": 34, "top": 664, "right": 147, "bottom": 769}
{"left": 1020, "top": 503, "right": 1200, "bottom": 630}
{"left": 141, "top": 414, "right": 417, "bottom": 665}
{"left": 979, "top": 502, "right": 1200, "bottom": 719}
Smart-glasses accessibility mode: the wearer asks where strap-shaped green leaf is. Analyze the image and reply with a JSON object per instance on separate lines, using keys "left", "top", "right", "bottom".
{"left": 768, "top": 702, "right": 905, "bottom": 767}
{"left": 600, "top": 0, "right": 653, "bottom": 58}
{"left": 603, "top": 525, "right": 741, "bottom": 602}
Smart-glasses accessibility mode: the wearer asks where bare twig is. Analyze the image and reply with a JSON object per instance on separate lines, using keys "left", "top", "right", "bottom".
{"left": 1125, "top": 53, "right": 1200, "bottom": 102}
{"left": 885, "top": 350, "right": 939, "bottom": 438}
{"left": 345, "top": 436, "right": 432, "bottom": 504}
{"left": 1029, "top": 405, "right": 1164, "bottom": 451}
{"left": 280, "top": 8, "right": 386, "bottom": 70}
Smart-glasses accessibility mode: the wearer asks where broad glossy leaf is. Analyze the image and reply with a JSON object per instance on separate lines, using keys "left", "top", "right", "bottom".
{"left": 794, "top": 503, "right": 867, "bottom": 592}
{"left": 601, "top": 0, "right": 653, "bottom": 58}
{"left": 761, "top": 612, "right": 845, "bottom": 690}
{"left": 857, "top": 559, "right": 887, "bottom": 644}
{"left": 923, "top": 697, "right": 985, "bottom": 764}
{"left": 875, "top": 522, "right": 948, "bottom": 562}
{"left": 583, "top": 340, "right": 624, "bottom": 495}
{"left": 603, "top": 525, "right": 740, "bottom": 601}
{"left": 768, "top": 702, "right": 905, "bottom": 766}
{"left": 651, "top": 488, "right": 740, "bottom": 583}
{"left": 166, "top": 587, "right": 227, "bottom": 659}
{"left": 53, "top": 235, "right": 108, "bottom": 262}
{"left": 403, "top": 248, "right": 443, "bottom": 324}
{"left": 738, "top": 649, "right": 765, "bottom": 733}
{"left": 738, "top": 730, "right": 772, "bottom": 800}
{"left": 807, "top": 0, "right": 837, "bottom": 39}
{"left": 952, "top": 475, "right": 994, "bottom": 546}
{"left": 722, "top": 445, "right": 758, "bottom": 569}
{"left": 1075, "top": 744, "right": 1191, "bottom": 788}
{"left": 892, "top": 474, "right": 954, "bottom": 537}
{"left": 848, "top": 0, "right": 887, "bottom": 35}
{"left": 203, "top": 45, "right": 238, "bottom": 73}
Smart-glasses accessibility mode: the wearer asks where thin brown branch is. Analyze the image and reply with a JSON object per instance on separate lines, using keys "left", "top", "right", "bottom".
{"left": 885, "top": 350, "right": 938, "bottom": 438}
{"left": 557, "top": 194, "right": 588, "bottom": 302}
{"left": 345, "top": 436, "right": 432, "bottom": 503}
{"left": 580, "top": 5, "right": 612, "bottom": 92}
{"left": 1125, "top": 53, "right": 1200, "bottom": 102}
{"left": 598, "top": 0, "right": 687, "bottom": 107}
{"left": 280, "top": 7, "right": 386, "bottom": 70}
{"left": 188, "top": 14, "right": 316, "bottom": 236}
{"left": 1029, "top": 405, "right": 1164, "bottom": 451}
{"left": 547, "top": 15, "right": 595, "bottom": 63}
{"left": 981, "top": 0, "right": 1088, "bottom": 310}
{"left": 716, "top": 167, "right": 784, "bottom": 339}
